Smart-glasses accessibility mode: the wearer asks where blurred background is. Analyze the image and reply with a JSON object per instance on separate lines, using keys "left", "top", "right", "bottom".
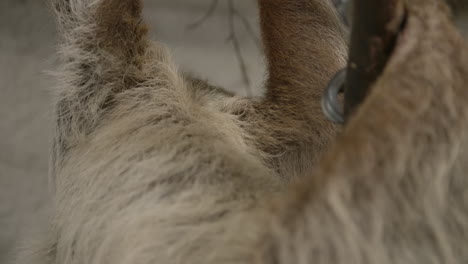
{"left": 0, "top": 0, "right": 467, "bottom": 262}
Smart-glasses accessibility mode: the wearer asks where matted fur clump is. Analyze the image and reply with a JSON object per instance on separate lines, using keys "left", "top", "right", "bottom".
{"left": 14, "top": 0, "right": 468, "bottom": 263}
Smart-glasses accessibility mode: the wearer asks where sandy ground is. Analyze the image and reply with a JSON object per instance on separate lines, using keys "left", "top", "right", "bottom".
{"left": 0, "top": 0, "right": 467, "bottom": 262}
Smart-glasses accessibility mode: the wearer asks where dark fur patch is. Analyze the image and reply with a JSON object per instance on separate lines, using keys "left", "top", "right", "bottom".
{"left": 96, "top": 0, "right": 148, "bottom": 65}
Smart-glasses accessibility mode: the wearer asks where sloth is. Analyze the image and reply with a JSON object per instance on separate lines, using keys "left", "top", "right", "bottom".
{"left": 15, "top": 0, "right": 468, "bottom": 263}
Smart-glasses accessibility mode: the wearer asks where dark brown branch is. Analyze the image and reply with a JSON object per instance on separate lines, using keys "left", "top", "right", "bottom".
{"left": 344, "top": 0, "right": 406, "bottom": 119}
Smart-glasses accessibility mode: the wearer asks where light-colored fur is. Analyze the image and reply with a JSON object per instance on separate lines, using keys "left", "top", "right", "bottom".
{"left": 14, "top": 0, "right": 468, "bottom": 263}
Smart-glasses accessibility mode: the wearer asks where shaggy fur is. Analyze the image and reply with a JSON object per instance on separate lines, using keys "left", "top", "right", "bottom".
{"left": 15, "top": 0, "right": 468, "bottom": 263}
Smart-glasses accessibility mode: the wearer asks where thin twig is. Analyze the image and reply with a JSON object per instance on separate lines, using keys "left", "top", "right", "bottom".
{"left": 186, "top": 0, "right": 219, "bottom": 30}
{"left": 227, "top": 0, "right": 253, "bottom": 96}
{"left": 186, "top": 0, "right": 256, "bottom": 96}
{"left": 232, "top": 9, "right": 262, "bottom": 50}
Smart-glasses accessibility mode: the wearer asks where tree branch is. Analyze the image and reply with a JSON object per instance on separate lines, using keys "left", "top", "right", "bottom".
{"left": 344, "top": 0, "right": 406, "bottom": 119}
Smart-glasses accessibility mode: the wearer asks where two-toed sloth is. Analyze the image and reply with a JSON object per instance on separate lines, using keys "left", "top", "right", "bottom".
{"left": 14, "top": 0, "right": 468, "bottom": 263}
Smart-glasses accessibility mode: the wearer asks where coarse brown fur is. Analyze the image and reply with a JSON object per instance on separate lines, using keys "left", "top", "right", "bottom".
{"left": 14, "top": 0, "right": 468, "bottom": 263}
